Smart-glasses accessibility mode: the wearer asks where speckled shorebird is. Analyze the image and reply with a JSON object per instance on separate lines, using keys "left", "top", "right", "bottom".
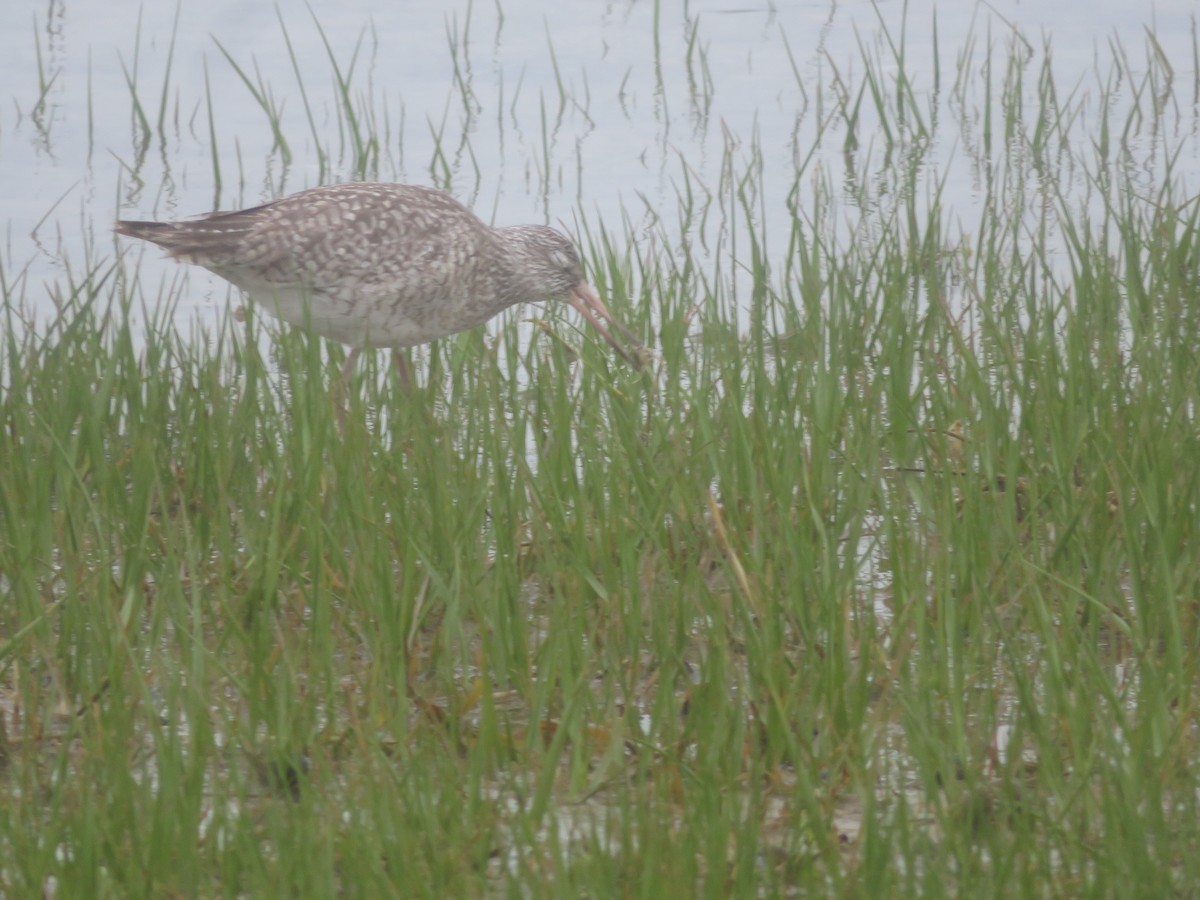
{"left": 115, "top": 182, "right": 642, "bottom": 385}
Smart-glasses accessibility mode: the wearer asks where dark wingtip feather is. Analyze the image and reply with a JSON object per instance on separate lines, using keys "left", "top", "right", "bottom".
{"left": 114, "top": 217, "right": 256, "bottom": 265}
{"left": 114, "top": 220, "right": 175, "bottom": 245}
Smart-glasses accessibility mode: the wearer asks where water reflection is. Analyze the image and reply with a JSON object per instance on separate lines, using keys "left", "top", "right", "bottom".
{"left": 1, "top": 0, "right": 1197, "bottom": 334}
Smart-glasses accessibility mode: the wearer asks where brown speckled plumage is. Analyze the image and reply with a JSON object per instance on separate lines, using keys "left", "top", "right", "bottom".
{"left": 115, "top": 182, "right": 639, "bottom": 368}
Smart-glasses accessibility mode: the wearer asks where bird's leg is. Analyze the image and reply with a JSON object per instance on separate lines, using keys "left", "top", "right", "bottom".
{"left": 391, "top": 349, "right": 412, "bottom": 394}
{"left": 340, "top": 347, "right": 362, "bottom": 386}
{"left": 333, "top": 347, "right": 362, "bottom": 428}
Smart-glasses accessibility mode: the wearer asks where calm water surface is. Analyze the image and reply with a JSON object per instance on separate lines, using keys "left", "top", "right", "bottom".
{"left": 2, "top": 0, "right": 1197, "bottom": 333}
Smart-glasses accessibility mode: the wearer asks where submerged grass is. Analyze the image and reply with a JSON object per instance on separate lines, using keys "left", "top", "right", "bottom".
{"left": 3, "top": 11, "right": 1200, "bottom": 898}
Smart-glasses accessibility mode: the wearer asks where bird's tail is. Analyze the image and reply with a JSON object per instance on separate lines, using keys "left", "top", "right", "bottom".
{"left": 114, "top": 215, "right": 256, "bottom": 266}
{"left": 114, "top": 220, "right": 179, "bottom": 246}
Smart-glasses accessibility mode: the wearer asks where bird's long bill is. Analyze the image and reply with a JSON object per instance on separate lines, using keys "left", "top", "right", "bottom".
{"left": 567, "top": 283, "right": 645, "bottom": 369}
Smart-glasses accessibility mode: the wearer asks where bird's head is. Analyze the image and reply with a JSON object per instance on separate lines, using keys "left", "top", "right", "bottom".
{"left": 501, "top": 225, "right": 645, "bottom": 368}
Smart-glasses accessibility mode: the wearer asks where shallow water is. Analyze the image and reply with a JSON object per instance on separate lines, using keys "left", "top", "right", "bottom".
{"left": 2, "top": 0, "right": 1198, "bottom": 336}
